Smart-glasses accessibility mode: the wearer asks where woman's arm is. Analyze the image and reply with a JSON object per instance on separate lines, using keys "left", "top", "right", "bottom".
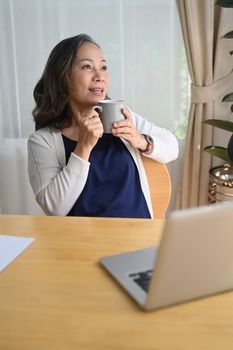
{"left": 133, "top": 111, "right": 179, "bottom": 163}
{"left": 28, "top": 131, "right": 90, "bottom": 216}
{"left": 112, "top": 108, "right": 179, "bottom": 164}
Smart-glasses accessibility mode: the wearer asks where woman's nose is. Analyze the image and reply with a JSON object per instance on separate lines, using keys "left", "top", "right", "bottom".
{"left": 93, "top": 69, "right": 103, "bottom": 81}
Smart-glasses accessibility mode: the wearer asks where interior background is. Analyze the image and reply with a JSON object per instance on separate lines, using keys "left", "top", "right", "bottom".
{"left": 0, "top": 0, "right": 190, "bottom": 214}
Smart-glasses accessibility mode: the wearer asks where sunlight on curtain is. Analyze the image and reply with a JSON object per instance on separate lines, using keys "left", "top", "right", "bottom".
{"left": 0, "top": 0, "right": 190, "bottom": 214}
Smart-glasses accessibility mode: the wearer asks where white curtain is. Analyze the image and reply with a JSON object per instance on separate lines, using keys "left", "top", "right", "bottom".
{"left": 0, "top": 0, "right": 189, "bottom": 214}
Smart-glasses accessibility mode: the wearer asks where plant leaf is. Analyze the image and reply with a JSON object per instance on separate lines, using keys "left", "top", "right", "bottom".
{"left": 215, "top": 0, "right": 233, "bottom": 7}
{"left": 204, "top": 146, "right": 231, "bottom": 162}
{"left": 203, "top": 119, "right": 233, "bottom": 132}
{"left": 222, "top": 92, "right": 233, "bottom": 102}
{"left": 223, "top": 31, "right": 233, "bottom": 38}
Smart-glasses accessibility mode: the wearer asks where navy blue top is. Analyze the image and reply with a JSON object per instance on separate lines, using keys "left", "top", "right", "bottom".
{"left": 62, "top": 134, "right": 151, "bottom": 218}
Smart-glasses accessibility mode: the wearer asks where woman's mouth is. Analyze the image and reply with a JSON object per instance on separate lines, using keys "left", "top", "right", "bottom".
{"left": 89, "top": 87, "right": 104, "bottom": 96}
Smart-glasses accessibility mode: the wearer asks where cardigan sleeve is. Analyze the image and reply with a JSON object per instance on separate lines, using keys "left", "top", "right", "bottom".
{"left": 131, "top": 110, "right": 179, "bottom": 164}
{"left": 27, "top": 130, "right": 90, "bottom": 216}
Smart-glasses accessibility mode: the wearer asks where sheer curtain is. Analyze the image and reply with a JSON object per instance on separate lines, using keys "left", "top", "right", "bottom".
{"left": 0, "top": 0, "right": 189, "bottom": 214}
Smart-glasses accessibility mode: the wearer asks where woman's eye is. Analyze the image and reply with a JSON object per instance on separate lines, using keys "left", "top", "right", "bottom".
{"left": 101, "top": 65, "right": 108, "bottom": 71}
{"left": 82, "top": 64, "right": 92, "bottom": 70}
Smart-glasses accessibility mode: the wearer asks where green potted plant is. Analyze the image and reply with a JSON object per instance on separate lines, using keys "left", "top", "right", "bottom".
{"left": 203, "top": 0, "right": 233, "bottom": 202}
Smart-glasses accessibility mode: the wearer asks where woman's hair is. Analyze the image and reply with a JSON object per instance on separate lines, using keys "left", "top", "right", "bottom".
{"left": 33, "top": 34, "right": 100, "bottom": 130}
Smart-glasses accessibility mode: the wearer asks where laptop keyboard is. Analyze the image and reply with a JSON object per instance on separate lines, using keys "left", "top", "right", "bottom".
{"left": 129, "top": 269, "right": 153, "bottom": 292}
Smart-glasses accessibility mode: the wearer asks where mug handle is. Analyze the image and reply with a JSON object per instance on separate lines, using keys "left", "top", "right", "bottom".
{"left": 93, "top": 106, "right": 102, "bottom": 114}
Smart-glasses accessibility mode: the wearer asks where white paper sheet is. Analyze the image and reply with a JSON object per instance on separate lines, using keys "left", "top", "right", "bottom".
{"left": 0, "top": 235, "right": 35, "bottom": 272}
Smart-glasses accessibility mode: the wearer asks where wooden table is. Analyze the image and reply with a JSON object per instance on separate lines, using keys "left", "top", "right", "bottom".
{"left": 1, "top": 215, "right": 233, "bottom": 350}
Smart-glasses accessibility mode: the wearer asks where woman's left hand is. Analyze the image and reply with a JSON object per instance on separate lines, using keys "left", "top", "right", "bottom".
{"left": 112, "top": 108, "right": 148, "bottom": 150}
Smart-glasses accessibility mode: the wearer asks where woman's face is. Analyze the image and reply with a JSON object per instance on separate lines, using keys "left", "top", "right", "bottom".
{"left": 69, "top": 42, "right": 109, "bottom": 111}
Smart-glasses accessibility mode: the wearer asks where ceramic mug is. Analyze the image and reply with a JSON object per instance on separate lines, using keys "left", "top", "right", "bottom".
{"left": 94, "top": 100, "right": 125, "bottom": 133}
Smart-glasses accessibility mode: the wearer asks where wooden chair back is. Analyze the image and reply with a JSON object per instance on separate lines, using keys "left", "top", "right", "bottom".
{"left": 142, "top": 157, "right": 171, "bottom": 219}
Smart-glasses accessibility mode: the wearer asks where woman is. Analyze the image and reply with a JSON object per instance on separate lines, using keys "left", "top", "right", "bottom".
{"left": 28, "top": 33, "right": 178, "bottom": 218}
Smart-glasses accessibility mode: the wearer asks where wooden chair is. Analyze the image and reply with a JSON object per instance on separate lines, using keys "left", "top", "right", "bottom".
{"left": 142, "top": 157, "right": 171, "bottom": 219}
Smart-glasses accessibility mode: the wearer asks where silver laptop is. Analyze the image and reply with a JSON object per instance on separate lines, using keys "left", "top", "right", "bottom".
{"left": 100, "top": 203, "right": 233, "bottom": 310}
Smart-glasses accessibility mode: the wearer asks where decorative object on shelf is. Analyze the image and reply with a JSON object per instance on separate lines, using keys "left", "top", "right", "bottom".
{"left": 204, "top": 0, "right": 233, "bottom": 203}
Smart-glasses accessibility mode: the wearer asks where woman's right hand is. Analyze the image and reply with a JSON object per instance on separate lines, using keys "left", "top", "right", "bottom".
{"left": 73, "top": 108, "right": 104, "bottom": 160}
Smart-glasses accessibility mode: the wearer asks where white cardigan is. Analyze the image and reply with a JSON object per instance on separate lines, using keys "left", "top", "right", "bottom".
{"left": 28, "top": 110, "right": 178, "bottom": 217}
